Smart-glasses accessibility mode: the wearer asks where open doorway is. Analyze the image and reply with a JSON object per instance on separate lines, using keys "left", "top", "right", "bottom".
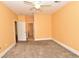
{"left": 26, "top": 16, "right": 34, "bottom": 41}
{"left": 26, "top": 23, "right": 34, "bottom": 41}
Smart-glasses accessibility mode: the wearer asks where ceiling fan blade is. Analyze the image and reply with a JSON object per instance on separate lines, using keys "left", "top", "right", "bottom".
{"left": 54, "top": 1, "right": 61, "bottom": 3}
{"left": 41, "top": 5, "right": 53, "bottom": 7}
{"left": 40, "top": 1, "right": 61, "bottom": 7}
{"left": 24, "top": 1, "right": 34, "bottom": 6}
{"left": 30, "top": 7, "right": 42, "bottom": 13}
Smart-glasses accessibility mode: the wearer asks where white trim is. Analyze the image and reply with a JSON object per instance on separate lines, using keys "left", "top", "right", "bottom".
{"left": 34, "top": 37, "right": 79, "bottom": 56}
{"left": 18, "top": 39, "right": 27, "bottom": 41}
{"left": 52, "top": 38, "right": 79, "bottom": 56}
{"left": 0, "top": 37, "right": 79, "bottom": 57}
{"left": 34, "top": 38, "right": 52, "bottom": 41}
{"left": 0, "top": 42, "right": 16, "bottom": 58}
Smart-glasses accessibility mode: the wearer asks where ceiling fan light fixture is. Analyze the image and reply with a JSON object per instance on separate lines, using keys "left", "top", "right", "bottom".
{"left": 34, "top": 4, "right": 40, "bottom": 9}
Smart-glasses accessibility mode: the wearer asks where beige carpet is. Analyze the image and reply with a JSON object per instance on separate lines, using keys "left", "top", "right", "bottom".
{"left": 3, "top": 40, "right": 79, "bottom": 58}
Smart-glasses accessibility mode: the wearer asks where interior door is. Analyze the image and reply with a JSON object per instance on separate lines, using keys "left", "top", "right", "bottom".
{"left": 17, "top": 21, "right": 27, "bottom": 41}
{"left": 15, "top": 21, "right": 18, "bottom": 42}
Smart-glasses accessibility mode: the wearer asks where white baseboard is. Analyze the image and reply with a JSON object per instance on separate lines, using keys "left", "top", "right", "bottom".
{"left": 18, "top": 39, "right": 27, "bottom": 41}
{"left": 0, "top": 38, "right": 79, "bottom": 57}
{"left": 35, "top": 37, "right": 79, "bottom": 56}
{"left": 34, "top": 38, "right": 52, "bottom": 41}
{"left": 52, "top": 38, "right": 79, "bottom": 56}
{"left": 0, "top": 42, "right": 16, "bottom": 58}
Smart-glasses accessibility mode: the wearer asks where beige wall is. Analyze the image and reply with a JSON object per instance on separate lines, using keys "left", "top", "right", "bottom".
{"left": 18, "top": 15, "right": 26, "bottom": 21}
{"left": 51, "top": 2, "right": 79, "bottom": 50}
{"left": 34, "top": 12, "right": 52, "bottom": 39}
{"left": 0, "top": 3, "right": 18, "bottom": 53}
{"left": 25, "top": 16, "right": 33, "bottom": 23}
{"left": 18, "top": 15, "right": 33, "bottom": 23}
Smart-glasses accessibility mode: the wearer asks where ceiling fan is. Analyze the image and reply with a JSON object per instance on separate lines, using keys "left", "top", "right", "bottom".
{"left": 24, "top": 1, "right": 60, "bottom": 12}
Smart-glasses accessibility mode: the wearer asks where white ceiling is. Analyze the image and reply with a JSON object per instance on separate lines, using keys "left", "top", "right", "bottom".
{"left": 2, "top": 1, "right": 69, "bottom": 16}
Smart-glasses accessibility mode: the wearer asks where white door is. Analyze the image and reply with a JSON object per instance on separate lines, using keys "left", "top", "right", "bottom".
{"left": 17, "top": 21, "right": 27, "bottom": 41}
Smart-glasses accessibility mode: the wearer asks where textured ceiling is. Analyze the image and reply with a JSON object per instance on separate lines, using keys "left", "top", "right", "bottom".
{"left": 2, "top": 1, "right": 69, "bottom": 15}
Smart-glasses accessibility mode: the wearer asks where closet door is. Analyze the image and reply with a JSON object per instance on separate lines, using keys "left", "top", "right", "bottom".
{"left": 17, "top": 21, "right": 27, "bottom": 41}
